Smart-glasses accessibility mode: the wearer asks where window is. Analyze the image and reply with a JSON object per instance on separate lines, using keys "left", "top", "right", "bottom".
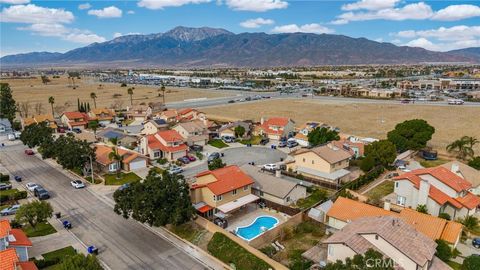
{"left": 259, "top": 191, "right": 264, "bottom": 196}
{"left": 153, "top": 151, "right": 161, "bottom": 158}
{"left": 396, "top": 196, "right": 406, "bottom": 206}
{"left": 214, "top": 195, "right": 223, "bottom": 202}
{"left": 395, "top": 182, "right": 399, "bottom": 188}
{"left": 232, "top": 189, "right": 237, "bottom": 195}
{"left": 328, "top": 245, "right": 334, "bottom": 256}
{"left": 303, "top": 158, "right": 306, "bottom": 163}
{"left": 286, "top": 197, "right": 290, "bottom": 202}
{"left": 243, "top": 185, "right": 248, "bottom": 191}
{"left": 311, "top": 160, "right": 314, "bottom": 164}
{"left": 109, "top": 163, "right": 118, "bottom": 172}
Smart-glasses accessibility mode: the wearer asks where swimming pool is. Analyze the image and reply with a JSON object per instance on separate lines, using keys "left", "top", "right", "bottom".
{"left": 236, "top": 216, "right": 279, "bottom": 241}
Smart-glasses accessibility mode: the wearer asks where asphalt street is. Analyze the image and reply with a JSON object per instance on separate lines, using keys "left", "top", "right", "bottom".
{"left": 0, "top": 143, "right": 207, "bottom": 270}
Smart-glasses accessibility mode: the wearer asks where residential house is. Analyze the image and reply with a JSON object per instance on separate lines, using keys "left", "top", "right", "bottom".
{"left": 141, "top": 119, "right": 169, "bottom": 135}
{"left": 156, "top": 109, "right": 178, "bottom": 123}
{"left": 176, "top": 108, "right": 206, "bottom": 122}
{"left": 294, "top": 121, "right": 329, "bottom": 147}
{"left": 325, "top": 197, "right": 463, "bottom": 247}
{"left": 0, "top": 220, "right": 37, "bottom": 270}
{"left": 21, "top": 114, "right": 57, "bottom": 129}
{"left": 94, "top": 144, "right": 148, "bottom": 173}
{"left": 241, "top": 164, "right": 307, "bottom": 206}
{"left": 60, "top": 111, "right": 89, "bottom": 130}
{"left": 331, "top": 139, "right": 366, "bottom": 158}
{"left": 140, "top": 130, "right": 188, "bottom": 161}
{"left": 0, "top": 118, "right": 12, "bottom": 134}
{"left": 96, "top": 128, "right": 138, "bottom": 149}
{"left": 173, "top": 120, "right": 209, "bottom": 146}
{"left": 255, "top": 117, "right": 295, "bottom": 140}
{"left": 394, "top": 166, "right": 480, "bottom": 219}
{"left": 218, "top": 121, "right": 252, "bottom": 139}
{"left": 190, "top": 165, "right": 258, "bottom": 218}
{"left": 88, "top": 108, "right": 115, "bottom": 126}
{"left": 322, "top": 216, "right": 450, "bottom": 270}
{"left": 286, "top": 144, "right": 353, "bottom": 185}
{"left": 126, "top": 105, "right": 152, "bottom": 122}
{"left": 441, "top": 161, "right": 480, "bottom": 195}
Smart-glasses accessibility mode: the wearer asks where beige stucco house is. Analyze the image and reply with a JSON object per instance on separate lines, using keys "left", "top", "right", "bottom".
{"left": 60, "top": 111, "right": 88, "bottom": 130}
{"left": 255, "top": 117, "right": 295, "bottom": 140}
{"left": 141, "top": 119, "right": 169, "bottom": 135}
{"left": 173, "top": 120, "right": 209, "bottom": 146}
{"left": 441, "top": 161, "right": 480, "bottom": 195}
{"left": 139, "top": 130, "right": 188, "bottom": 161}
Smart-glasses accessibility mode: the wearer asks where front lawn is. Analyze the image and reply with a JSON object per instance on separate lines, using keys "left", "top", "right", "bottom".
{"left": 23, "top": 222, "right": 57, "bottom": 237}
{"left": 85, "top": 176, "right": 102, "bottom": 184}
{"left": 104, "top": 172, "right": 141, "bottom": 185}
{"left": 416, "top": 157, "right": 449, "bottom": 168}
{"left": 0, "top": 188, "right": 19, "bottom": 197}
{"left": 239, "top": 135, "right": 262, "bottom": 145}
{"left": 208, "top": 139, "right": 229, "bottom": 148}
{"left": 169, "top": 222, "right": 206, "bottom": 245}
{"left": 207, "top": 232, "right": 272, "bottom": 270}
{"left": 38, "top": 246, "right": 77, "bottom": 270}
{"left": 366, "top": 181, "right": 394, "bottom": 201}
{"left": 447, "top": 260, "right": 462, "bottom": 270}
{"left": 295, "top": 188, "right": 329, "bottom": 210}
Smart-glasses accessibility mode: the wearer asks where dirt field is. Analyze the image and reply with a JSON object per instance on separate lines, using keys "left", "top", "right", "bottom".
{"left": 202, "top": 99, "right": 480, "bottom": 154}
{"left": 1, "top": 76, "right": 233, "bottom": 115}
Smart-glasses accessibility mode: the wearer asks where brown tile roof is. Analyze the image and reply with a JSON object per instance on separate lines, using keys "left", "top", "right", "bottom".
{"left": 95, "top": 144, "right": 146, "bottom": 166}
{"left": 63, "top": 111, "right": 86, "bottom": 120}
{"left": 293, "top": 144, "right": 353, "bottom": 164}
{"left": 194, "top": 165, "right": 254, "bottom": 196}
{"left": 9, "top": 229, "right": 32, "bottom": 247}
{"left": 324, "top": 216, "right": 437, "bottom": 267}
{"left": 441, "top": 161, "right": 480, "bottom": 188}
{"left": 327, "top": 197, "right": 397, "bottom": 222}
{"left": 395, "top": 166, "right": 472, "bottom": 192}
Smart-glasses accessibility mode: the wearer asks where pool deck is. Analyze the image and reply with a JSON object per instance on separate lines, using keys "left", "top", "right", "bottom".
{"left": 225, "top": 204, "right": 290, "bottom": 234}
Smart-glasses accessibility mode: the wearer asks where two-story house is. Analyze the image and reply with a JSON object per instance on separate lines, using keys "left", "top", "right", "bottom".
{"left": 173, "top": 120, "right": 209, "bottom": 146}
{"left": 190, "top": 165, "right": 258, "bottom": 218}
{"left": 126, "top": 105, "right": 152, "bottom": 122}
{"left": 287, "top": 144, "right": 353, "bottom": 185}
{"left": 21, "top": 114, "right": 57, "bottom": 130}
{"left": 88, "top": 108, "right": 115, "bottom": 126}
{"left": 60, "top": 111, "right": 89, "bottom": 130}
{"left": 218, "top": 121, "right": 252, "bottom": 139}
{"left": 141, "top": 119, "right": 169, "bottom": 135}
{"left": 394, "top": 166, "right": 480, "bottom": 219}
{"left": 255, "top": 117, "right": 295, "bottom": 140}
{"left": 0, "top": 220, "right": 38, "bottom": 270}
{"left": 140, "top": 130, "right": 188, "bottom": 161}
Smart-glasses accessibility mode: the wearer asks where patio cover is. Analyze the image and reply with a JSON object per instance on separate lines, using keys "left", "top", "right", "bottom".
{"left": 193, "top": 202, "right": 213, "bottom": 213}
{"left": 216, "top": 194, "right": 259, "bottom": 214}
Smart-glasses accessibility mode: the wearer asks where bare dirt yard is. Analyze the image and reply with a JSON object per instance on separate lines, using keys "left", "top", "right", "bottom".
{"left": 202, "top": 99, "right": 480, "bottom": 154}
{"left": 1, "top": 76, "right": 233, "bottom": 115}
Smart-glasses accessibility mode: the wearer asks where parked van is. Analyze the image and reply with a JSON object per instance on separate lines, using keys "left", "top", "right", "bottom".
{"left": 7, "top": 134, "right": 15, "bottom": 141}
{"left": 448, "top": 99, "right": 464, "bottom": 105}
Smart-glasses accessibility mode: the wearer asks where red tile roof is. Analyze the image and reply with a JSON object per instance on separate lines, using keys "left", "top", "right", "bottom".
{"left": 455, "top": 192, "right": 480, "bottom": 209}
{"left": 395, "top": 166, "right": 472, "bottom": 192}
{"left": 17, "top": 261, "right": 39, "bottom": 270}
{"left": 63, "top": 111, "right": 86, "bottom": 120}
{"left": 95, "top": 144, "right": 146, "bottom": 166}
{"left": 0, "top": 220, "right": 11, "bottom": 238}
{"left": 146, "top": 132, "right": 188, "bottom": 153}
{"left": 0, "top": 249, "right": 19, "bottom": 270}
{"left": 264, "top": 117, "right": 290, "bottom": 127}
{"left": 198, "top": 205, "right": 213, "bottom": 213}
{"left": 9, "top": 229, "right": 32, "bottom": 247}
{"left": 196, "top": 165, "right": 254, "bottom": 196}
{"left": 428, "top": 185, "right": 463, "bottom": 208}
{"left": 157, "top": 130, "right": 184, "bottom": 142}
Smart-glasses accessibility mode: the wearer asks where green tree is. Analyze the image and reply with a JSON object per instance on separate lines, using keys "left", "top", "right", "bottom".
{"left": 54, "top": 134, "right": 96, "bottom": 171}
{"left": 459, "top": 215, "right": 479, "bottom": 232}
{"left": 57, "top": 254, "right": 103, "bottom": 270}
{"left": 20, "top": 122, "right": 54, "bottom": 148}
{"left": 41, "top": 75, "right": 51, "bottom": 85}
{"left": 88, "top": 120, "right": 99, "bottom": 136}
{"left": 435, "top": 239, "right": 452, "bottom": 262}
{"left": 48, "top": 96, "right": 55, "bottom": 116}
{"left": 234, "top": 125, "right": 246, "bottom": 138}
{"left": 127, "top": 87, "right": 134, "bottom": 105}
{"left": 15, "top": 201, "right": 53, "bottom": 230}
{"left": 468, "top": 156, "right": 480, "bottom": 170}
{"left": 360, "top": 155, "right": 375, "bottom": 172}
{"left": 113, "top": 170, "right": 194, "bottom": 226}
{"left": 447, "top": 136, "right": 478, "bottom": 160}
{"left": 160, "top": 84, "right": 166, "bottom": 104}
{"left": 364, "top": 140, "right": 397, "bottom": 168}
{"left": 387, "top": 119, "right": 435, "bottom": 152}
{"left": 208, "top": 158, "right": 226, "bottom": 170}
{"left": 307, "top": 127, "right": 340, "bottom": 147}
{"left": 90, "top": 92, "right": 97, "bottom": 108}
{"left": 108, "top": 138, "right": 123, "bottom": 179}
{"left": 416, "top": 204, "right": 428, "bottom": 214}
{"left": 324, "top": 249, "right": 394, "bottom": 270}
{"left": 462, "top": 254, "right": 480, "bottom": 270}
{"left": 77, "top": 98, "right": 80, "bottom": 111}
{"left": 0, "top": 83, "right": 17, "bottom": 123}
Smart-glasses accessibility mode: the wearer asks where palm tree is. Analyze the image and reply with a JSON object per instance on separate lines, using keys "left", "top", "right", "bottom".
{"left": 90, "top": 92, "right": 97, "bottom": 108}
{"left": 48, "top": 96, "right": 55, "bottom": 116}
{"left": 160, "top": 85, "right": 166, "bottom": 104}
{"left": 447, "top": 136, "right": 477, "bottom": 160}
{"left": 127, "top": 88, "right": 134, "bottom": 106}
{"left": 108, "top": 137, "right": 123, "bottom": 179}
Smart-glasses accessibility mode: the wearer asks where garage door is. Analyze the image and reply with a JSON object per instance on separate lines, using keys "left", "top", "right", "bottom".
{"left": 129, "top": 159, "right": 146, "bottom": 170}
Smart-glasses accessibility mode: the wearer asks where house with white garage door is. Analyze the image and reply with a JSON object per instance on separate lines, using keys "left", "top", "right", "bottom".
{"left": 95, "top": 144, "right": 148, "bottom": 173}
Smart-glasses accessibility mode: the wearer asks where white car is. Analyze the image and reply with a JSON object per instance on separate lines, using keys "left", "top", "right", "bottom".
{"left": 26, "top": 182, "right": 38, "bottom": 192}
{"left": 262, "top": 163, "right": 278, "bottom": 171}
{"left": 70, "top": 180, "right": 85, "bottom": 189}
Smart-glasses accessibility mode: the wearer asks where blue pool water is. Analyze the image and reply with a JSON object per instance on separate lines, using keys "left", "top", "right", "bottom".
{"left": 236, "top": 216, "right": 279, "bottom": 241}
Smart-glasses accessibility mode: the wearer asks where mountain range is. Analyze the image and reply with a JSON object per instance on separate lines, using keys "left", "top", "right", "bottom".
{"left": 1, "top": 26, "right": 479, "bottom": 67}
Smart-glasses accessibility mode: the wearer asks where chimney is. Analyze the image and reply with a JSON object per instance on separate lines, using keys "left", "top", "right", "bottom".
{"left": 260, "top": 117, "right": 265, "bottom": 125}
{"left": 275, "top": 169, "right": 281, "bottom": 178}
{"left": 451, "top": 163, "right": 460, "bottom": 174}
{"left": 418, "top": 179, "right": 430, "bottom": 206}
{"left": 383, "top": 200, "right": 391, "bottom": 211}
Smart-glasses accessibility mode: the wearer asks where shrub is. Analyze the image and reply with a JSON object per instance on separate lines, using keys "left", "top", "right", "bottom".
{"left": 438, "top": 213, "right": 451, "bottom": 220}
{"left": 14, "top": 191, "right": 28, "bottom": 200}
{"left": 157, "top": 158, "right": 168, "bottom": 165}
{"left": 120, "top": 83, "right": 127, "bottom": 87}
{"left": 259, "top": 245, "right": 277, "bottom": 257}
{"left": 281, "top": 226, "right": 293, "bottom": 241}
{"left": 0, "top": 173, "right": 10, "bottom": 182}
{"left": 10, "top": 219, "right": 22, "bottom": 228}
{"left": 435, "top": 239, "right": 452, "bottom": 262}
{"left": 33, "top": 257, "right": 61, "bottom": 269}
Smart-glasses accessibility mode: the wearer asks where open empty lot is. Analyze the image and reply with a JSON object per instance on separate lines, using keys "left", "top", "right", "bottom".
{"left": 202, "top": 99, "right": 480, "bottom": 154}
{"left": 1, "top": 76, "right": 233, "bottom": 113}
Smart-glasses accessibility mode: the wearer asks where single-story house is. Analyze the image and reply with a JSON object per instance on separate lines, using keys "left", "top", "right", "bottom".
{"left": 218, "top": 121, "right": 252, "bottom": 138}
{"left": 0, "top": 118, "right": 12, "bottom": 134}
{"left": 294, "top": 121, "right": 329, "bottom": 147}
{"left": 95, "top": 144, "right": 148, "bottom": 173}
{"left": 21, "top": 114, "right": 57, "bottom": 130}
{"left": 96, "top": 128, "right": 138, "bottom": 149}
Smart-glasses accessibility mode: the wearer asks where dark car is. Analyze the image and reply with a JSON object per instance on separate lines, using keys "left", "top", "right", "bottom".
{"left": 278, "top": 140, "right": 287, "bottom": 148}
{"left": 117, "top": 183, "right": 130, "bottom": 191}
{"left": 24, "top": 149, "right": 34, "bottom": 155}
{"left": 208, "top": 152, "right": 221, "bottom": 163}
{"left": 228, "top": 100, "right": 235, "bottom": 103}
{"left": 259, "top": 137, "right": 270, "bottom": 145}
{"left": 72, "top": 128, "right": 82, "bottom": 134}
{"left": 34, "top": 187, "right": 50, "bottom": 200}
{"left": 190, "top": 144, "right": 203, "bottom": 152}
{"left": 0, "top": 182, "right": 12, "bottom": 191}
{"left": 287, "top": 140, "right": 299, "bottom": 148}
{"left": 14, "top": 176, "right": 22, "bottom": 182}
{"left": 473, "top": 238, "right": 480, "bottom": 248}
{"left": 221, "top": 136, "right": 235, "bottom": 143}
{"left": 177, "top": 156, "right": 190, "bottom": 164}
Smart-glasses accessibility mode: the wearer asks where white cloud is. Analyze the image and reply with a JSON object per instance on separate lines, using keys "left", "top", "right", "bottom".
{"left": 88, "top": 6, "right": 122, "bottom": 18}
{"left": 271, "top": 23, "right": 334, "bottom": 34}
{"left": 18, "top": 23, "right": 106, "bottom": 44}
{"left": 226, "top": 0, "right": 288, "bottom": 12}
{"left": 137, "top": 0, "right": 211, "bottom": 10}
{"left": 78, "top": 3, "right": 91, "bottom": 10}
{"left": 431, "top": 5, "right": 480, "bottom": 21}
{"left": 127, "top": 10, "right": 135, "bottom": 14}
{"left": 113, "top": 32, "right": 141, "bottom": 38}
{"left": 405, "top": 38, "right": 439, "bottom": 51}
{"left": 0, "top": 4, "right": 74, "bottom": 24}
{"left": 0, "top": 0, "right": 30, "bottom": 4}
{"left": 337, "top": 2, "right": 433, "bottom": 23}
{"left": 240, "top": 18, "right": 274, "bottom": 28}
{"left": 330, "top": 19, "right": 348, "bottom": 25}
{"left": 342, "top": 0, "right": 400, "bottom": 11}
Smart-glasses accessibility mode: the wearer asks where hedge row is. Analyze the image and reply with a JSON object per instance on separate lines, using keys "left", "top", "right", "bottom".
{"left": 0, "top": 173, "right": 9, "bottom": 182}
{"left": 343, "top": 166, "right": 385, "bottom": 191}
{"left": 0, "top": 190, "right": 28, "bottom": 202}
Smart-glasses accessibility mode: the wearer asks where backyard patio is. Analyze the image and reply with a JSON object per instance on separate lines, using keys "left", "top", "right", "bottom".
{"left": 225, "top": 204, "right": 290, "bottom": 234}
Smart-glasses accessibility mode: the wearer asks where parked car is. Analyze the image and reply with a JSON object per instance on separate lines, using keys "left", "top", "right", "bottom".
{"left": 0, "top": 182, "right": 12, "bottom": 190}
{"left": 262, "top": 163, "right": 278, "bottom": 171}
{"left": 207, "top": 152, "right": 221, "bottom": 163}
{"left": 187, "top": 155, "right": 196, "bottom": 162}
{"left": 287, "top": 140, "right": 299, "bottom": 148}
{"left": 177, "top": 156, "right": 190, "bottom": 164}
{"left": 1, "top": 205, "right": 20, "bottom": 216}
{"left": 190, "top": 144, "right": 203, "bottom": 152}
{"left": 34, "top": 186, "right": 50, "bottom": 200}
{"left": 70, "top": 180, "right": 85, "bottom": 189}
{"left": 228, "top": 100, "right": 235, "bottom": 103}
{"left": 14, "top": 132, "right": 21, "bottom": 139}
{"left": 7, "top": 134, "right": 15, "bottom": 141}
{"left": 168, "top": 165, "right": 184, "bottom": 174}
{"left": 472, "top": 238, "right": 480, "bottom": 248}
{"left": 24, "top": 149, "right": 34, "bottom": 155}
{"left": 72, "top": 128, "right": 82, "bottom": 133}
{"left": 118, "top": 183, "right": 130, "bottom": 191}
{"left": 57, "top": 127, "right": 66, "bottom": 133}
{"left": 221, "top": 136, "right": 235, "bottom": 143}
{"left": 259, "top": 137, "right": 269, "bottom": 145}
{"left": 26, "top": 182, "right": 39, "bottom": 192}
{"left": 278, "top": 140, "right": 287, "bottom": 148}
{"left": 14, "top": 175, "right": 22, "bottom": 182}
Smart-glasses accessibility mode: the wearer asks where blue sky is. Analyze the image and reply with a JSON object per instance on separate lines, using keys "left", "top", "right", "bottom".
{"left": 1, "top": 0, "right": 479, "bottom": 56}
